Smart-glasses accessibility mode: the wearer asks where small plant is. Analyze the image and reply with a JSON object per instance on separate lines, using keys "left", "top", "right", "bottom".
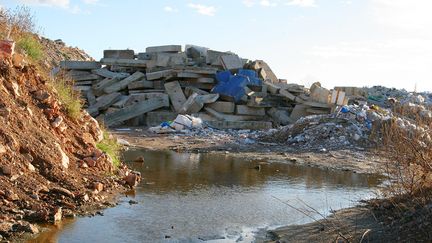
{"left": 97, "top": 131, "right": 121, "bottom": 167}
{"left": 16, "top": 34, "right": 43, "bottom": 61}
{"left": 52, "top": 78, "right": 82, "bottom": 119}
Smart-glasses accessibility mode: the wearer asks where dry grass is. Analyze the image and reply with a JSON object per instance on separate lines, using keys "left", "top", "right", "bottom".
{"left": 381, "top": 114, "right": 432, "bottom": 200}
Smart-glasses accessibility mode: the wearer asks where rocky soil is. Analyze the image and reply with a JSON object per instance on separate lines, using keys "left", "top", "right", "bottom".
{"left": 0, "top": 49, "right": 136, "bottom": 241}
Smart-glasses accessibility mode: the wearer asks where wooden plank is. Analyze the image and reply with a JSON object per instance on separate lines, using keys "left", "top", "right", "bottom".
{"left": 164, "top": 81, "right": 187, "bottom": 112}
{"left": 100, "top": 58, "right": 149, "bottom": 68}
{"left": 104, "top": 97, "right": 169, "bottom": 127}
{"left": 104, "top": 71, "right": 145, "bottom": 94}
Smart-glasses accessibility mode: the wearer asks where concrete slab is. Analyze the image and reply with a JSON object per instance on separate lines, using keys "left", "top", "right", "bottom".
{"left": 92, "top": 68, "right": 130, "bottom": 79}
{"left": 60, "top": 61, "right": 101, "bottom": 70}
{"left": 146, "top": 45, "right": 182, "bottom": 53}
{"left": 104, "top": 97, "right": 169, "bottom": 127}
{"left": 128, "top": 80, "right": 154, "bottom": 90}
{"left": 146, "top": 70, "right": 173, "bottom": 80}
{"left": 87, "top": 92, "right": 122, "bottom": 116}
{"left": 103, "top": 50, "right": 135, "bottom": 59}
{"left": 236, "top": 105, "right": 266, "bottom": 116}
{"left": 100, "top": 58, "right": 149, "bottom": 68}
{"left": 206, "top": 101, "right": 235, "bottom": 114}
{"left": 164, "top": 81, "right": 187, "bottom": 112}
{"left": 104, "top": 71, "right": 145, "bottom": 94}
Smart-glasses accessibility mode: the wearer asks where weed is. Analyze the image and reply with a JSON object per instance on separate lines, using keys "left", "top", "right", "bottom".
{"left": 97, "top": 131, "right": 121, "bottom": 167}
{"left": 16, "top": 34, "right": 43, "bottom": 61}
{"left": 51, "top": 78, "right": 83, "bottom": 120}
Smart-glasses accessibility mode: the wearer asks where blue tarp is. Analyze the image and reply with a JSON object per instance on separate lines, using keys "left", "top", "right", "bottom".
{"left": 212, "top": 69, "right": 263, "bottom": 102}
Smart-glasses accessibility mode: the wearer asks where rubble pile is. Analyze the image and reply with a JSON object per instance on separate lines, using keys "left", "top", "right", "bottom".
{"left": 58, "top": 45, "right": 351, "bottom": 130}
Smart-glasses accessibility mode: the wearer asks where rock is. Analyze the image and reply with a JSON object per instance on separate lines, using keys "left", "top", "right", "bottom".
{"left": 128, "top": 200, "right": 138, "bottom": 205}
{"left": 28, "top": 163, "right": 36, "bottom": 172}
{"left": 33, "top": 90, "right": 50, "bottom": 102}
{"left": 134, "top": 156, "right": 145, "bottom": 163}
{"left": 12, "top": 222, "right": 39, "bottom": 234}
{"left": 51, "top": 116, "right": 63, "bottom": 128}
{"left": 5, "top": 190, "right": 19, "bottom": 201}
{"left": 84, "top": 157, "right": 96, "bottom": 167}
{"left": 93, "top": 182, "right": 104, "bottom": 192}
{"left": 124, "top": 172, "right": 141, "bottom": 187}
{"left": 0, "top": 144, "right": 6, "bottom": 154}
{"left": 53, "top": 207, "right": 62, "bottom": 222}
{"left": 55, "top": 143, "right": 69, "bottom": 169}
{"left": 0, "top": 165, "right": 11, "bottom": 176}
{"left": 51, "top": 187, "right": 75, "bottom": 198}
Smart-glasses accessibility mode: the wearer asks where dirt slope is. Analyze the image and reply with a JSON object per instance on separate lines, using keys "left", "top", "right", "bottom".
{"left": 0, "top": 48, "right": 128, "bottom": 240}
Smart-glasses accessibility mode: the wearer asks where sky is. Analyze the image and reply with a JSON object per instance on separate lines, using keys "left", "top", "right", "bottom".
{"left": 1, "top": 0, "right": 432, "bottom": 91}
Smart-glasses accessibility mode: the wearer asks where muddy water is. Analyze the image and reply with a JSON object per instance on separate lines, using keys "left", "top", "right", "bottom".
{"left": 31, "top": 149, "right": 382, "bottom": 242}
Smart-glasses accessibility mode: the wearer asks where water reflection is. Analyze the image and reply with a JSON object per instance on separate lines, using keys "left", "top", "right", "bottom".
{"left": 30, "top": 149, "right": 382, "bottom": 243}
{"left": 124, "top": 149, "right": 381, "bottom": 193}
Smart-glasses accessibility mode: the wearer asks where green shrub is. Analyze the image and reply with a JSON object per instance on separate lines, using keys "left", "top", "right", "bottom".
{"left": 52, "top": 78, "right": 82, "bottom": 119}
{"left": 96, "top": 131, "right": 121, "bottom": 167}
{"left": 17, "top": 34, "right": 43, "bottom": 61}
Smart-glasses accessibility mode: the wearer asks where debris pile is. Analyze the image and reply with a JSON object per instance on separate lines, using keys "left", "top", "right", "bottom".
{"left": 58, "top": 45, "right": 351, "bottom": 130}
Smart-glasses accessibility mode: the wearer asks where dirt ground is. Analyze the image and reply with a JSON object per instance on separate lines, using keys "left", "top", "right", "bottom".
{"left": 114, "top": 128, "right": 386, "bottom": 175}
{"left": 0, "top": 59, "right": 134, "bottom": 241}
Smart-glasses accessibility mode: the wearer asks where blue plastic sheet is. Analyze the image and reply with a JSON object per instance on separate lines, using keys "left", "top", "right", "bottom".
{"left": 212, "top": 69, "right": 263, "bottom": 102}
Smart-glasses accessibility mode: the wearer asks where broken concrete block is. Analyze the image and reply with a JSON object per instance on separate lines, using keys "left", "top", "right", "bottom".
{"left": 204, "top": 108, "right": 264, "bottom": 121}
{"left": 280, "top": 89, "right": 305, "bottom": 103}
{"left": 267, "top": 108, "right": 293, "bottom": 126}
{"left": 104, "top": 97, "right": 169, "bottom": 127}
{"left": 196, "top": 94, "right": 219, "bottom": 104}
{"left": 146, "top": 69, "right": 173, "bottom": 80}
{"left": 265, "top": 82, "right": 280, "bottom": 94}
{"left": 100, "top": 58, "right": 149, "bottom": 68}
{"left": 124, "top": 93, "right": 169, "bottom": 107}
{"left": 86, "top": 89, "right": 97, "bottom": 106}
{"left": 236, "top": 105, "right": 266, "bottom": 116}
{"left": 71, "top": 73, "right": 100, "bottom": 82}
{"left": 146, "top": 45, "right": 182, "bottom": 53}
{"left": 220, "top": 55, "right": 243, "bottom": 71}
{"left": 92, "top": 68, "right": 130, "bottom": 79}
{"left": 128, "top": 80, "right": 154, "bottom": 90}
{"left": 92, "top": 78, "right": 119, "bottom": 96}
{"left": 87, "top": 92, "right": 122, "bottom": 116}
{"left": 104, "top": 71, "right": 145, "bottom": 94}
{"left": 164, "top": 81, "right": 187, "bottom": 112}
{"left": 60, "top": 61, "right": 101, "bottom": 70}
{"left": 184, "top": 87, "right": 209, "bottom": 97}
{"left": 206, "top": 101, "right": 235, "bottom": 114}
{"left": 103, "top": 50, "right": 135, "bottom": 59}
{"left": 206, "top": 50, "right": 230, "bottom": 66}
{"left": 176, "top": 72, "right": 204, "bottom": 79}
{"left": 252, "top": 60, "right": 278, "bottom": 83}
{"left": 146, "top": 111, "right": 177, "bottom": 126}
{"left": 137, "top": 52, "right": 152, "bottom": 60}
{"left": 179, "top": 93, "right": 202, "bottom": 114}
{"left": 196, "top": 77, "right": 214, "bottom": 83}
{"left": 207, "top": 120, "right": 272, "bottom": 130}
{"left": 310, "top": 82, "right": 330, "bottom": 104}
{"left": 290, "top": 104, "right": 312, "bottom": 121}
{"left": 111, "top": 95, "right": 130, "bottom": 108}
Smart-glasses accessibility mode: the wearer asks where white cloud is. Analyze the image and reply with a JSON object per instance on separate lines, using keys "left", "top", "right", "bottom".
{"left": 243, "top": 0, "right": 255, "bottom": 7}
{"left": 241, "top": 0, "right": 317, "bottom": 8}
{"left": 188, "top": 3, "right": 216, "bottom": 16}
{"left": 17, "top": 0, "right": 70, "bottom": 8}
{"left": 82, "top": 0, "right": 98, "bottom": 4}
{"left": 285, "top": 0, "right": 317, "bottom": 8}
{"left": 371, "top": 0, "right": 432, "bottom": 35}
{"left": 164, "top": 6, "right": 179, "bottom": 13}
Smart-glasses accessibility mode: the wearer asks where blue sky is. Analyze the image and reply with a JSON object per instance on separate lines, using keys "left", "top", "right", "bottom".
{"left": 1, "top": 0, "right": 432, "bottom": 91}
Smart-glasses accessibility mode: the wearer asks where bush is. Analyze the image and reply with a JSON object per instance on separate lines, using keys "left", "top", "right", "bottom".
{"left": 16, "top": 34, "right": 43, "bottom": 61}
{"left": 96, "top": 131, "right": 121, "bottom": 167}
{"left": 52, "top": 78, "right": 82, "bottom": 120}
